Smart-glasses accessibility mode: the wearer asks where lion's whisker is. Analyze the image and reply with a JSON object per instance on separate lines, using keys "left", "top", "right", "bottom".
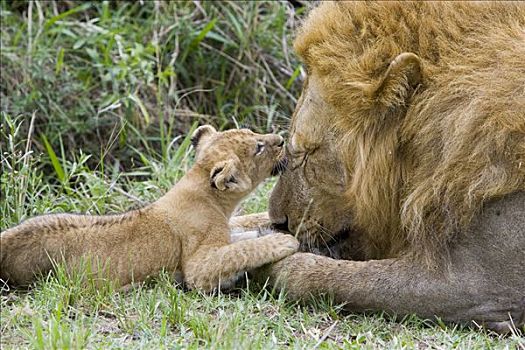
{"left": 313, "top": 222, "right": 337, "bottom": 241}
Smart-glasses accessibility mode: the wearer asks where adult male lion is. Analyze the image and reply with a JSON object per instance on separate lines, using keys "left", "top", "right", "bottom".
{"left": 236, "top": 2, "right": 525, "bottom": 332}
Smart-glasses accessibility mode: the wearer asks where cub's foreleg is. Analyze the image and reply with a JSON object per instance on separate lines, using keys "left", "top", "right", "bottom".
{"left": 230, "top": 212, "right": 282, "bottom": 243}
{"left": 183, "top": 233, "right": 299, "bottom": 292}
{"left": 229, "top": 212, "right": 271, "bottom": 232}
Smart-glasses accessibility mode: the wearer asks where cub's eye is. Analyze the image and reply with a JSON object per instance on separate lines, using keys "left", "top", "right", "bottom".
{"left": 255, "top": 141, "right": 265, "bottom": 156}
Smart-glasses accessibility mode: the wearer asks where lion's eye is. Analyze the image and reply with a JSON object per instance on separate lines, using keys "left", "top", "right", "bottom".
{"left": 287, "top": 143, "right": 320, "bottom": 171}
{"left": 255, "top": 141, "right": 265, "bottom": 156}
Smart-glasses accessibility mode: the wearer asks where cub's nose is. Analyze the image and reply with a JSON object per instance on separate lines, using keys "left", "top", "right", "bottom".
{"left": 272, "top": 135, "right": 284, "bottom": 147}
{"left": 265, "top": 134, "right": 284, "bottom": 148}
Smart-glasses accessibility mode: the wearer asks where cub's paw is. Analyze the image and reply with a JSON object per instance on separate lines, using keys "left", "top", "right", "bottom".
{"left": 269, "top": 233, "right": 300, "bottom": 260}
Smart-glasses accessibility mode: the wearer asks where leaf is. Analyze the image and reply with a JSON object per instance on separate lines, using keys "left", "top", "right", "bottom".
{"left": 85, "top": 47, "right": 99, "bottom": 60}
{"left": 190, "top": 18, "right": 218, "bottom": 49}
{"left": 55, "top": 48, "right": 65, "bottom": 75}
{"left": 128, "top": 94, "right": 150, "bottom": 125}
{"left": 172, "top": 122, "right": 198, "bottom": 163}
{"left": 44, "top": 3, "right": 92, "bottom": 30}
{"left": 286, "top": 65, "right": 302, "bottom": 90}
{"left": 205, "top": 32, "right": 238, "bottom": 48}
{"left": 41, "top": 134, "right": 65, "bottom": 183}
{"left": 73, "top": 39, "right": 86, "bottom": 50}
{"left": 223, "top": 6, "right": 244, "bottom": 45}
{"left": 180, "top": 18, "right": 218, "bottom": 62}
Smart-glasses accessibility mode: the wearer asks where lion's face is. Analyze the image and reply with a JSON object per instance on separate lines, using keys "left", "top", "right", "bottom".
{"left": 270, "top": 75, "right": 353, "bottom": 251}
{"left": 269, "top": 2, "right": 427, "bottom": 256}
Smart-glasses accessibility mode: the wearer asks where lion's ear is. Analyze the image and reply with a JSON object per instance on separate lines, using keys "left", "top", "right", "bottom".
{"left": 191, "top": 125, "right": 217, "bottom": 155}
{"left": 372, "top": 52, "right": 423, "bottom": 108}
{"left": 210, "top": 159, "right": 252, "bottom": 193}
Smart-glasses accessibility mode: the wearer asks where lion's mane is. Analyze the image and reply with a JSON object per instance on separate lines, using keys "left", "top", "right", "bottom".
{"left": 294, "top": 2, "right": 525, "bottom": 263}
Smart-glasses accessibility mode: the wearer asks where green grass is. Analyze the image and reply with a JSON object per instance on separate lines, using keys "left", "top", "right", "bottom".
{"left": 1, "top": 1, "right": 302, "bottom": 171}
{"left": 1, "top": 2, "right": 523, "bottom": 349}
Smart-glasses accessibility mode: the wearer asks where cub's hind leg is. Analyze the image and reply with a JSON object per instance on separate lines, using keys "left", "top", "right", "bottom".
{"left": 183, "top": 233, "right": 299, "bottom": 292}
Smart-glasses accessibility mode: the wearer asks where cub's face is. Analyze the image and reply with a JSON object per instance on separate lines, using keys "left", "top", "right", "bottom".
{"left": 191, "top": 125, "right": 285, "bottom": 195}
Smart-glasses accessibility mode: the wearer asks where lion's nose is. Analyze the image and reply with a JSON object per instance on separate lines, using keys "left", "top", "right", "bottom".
{"left": 277, "top": 137, "right": 284, "bottom": 147}
{"left": 271, "top": 215, "right": 290, "bottom": 233}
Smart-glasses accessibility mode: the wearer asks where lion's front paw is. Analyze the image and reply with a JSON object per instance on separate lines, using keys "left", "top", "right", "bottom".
{"left": 269, "top": 233, "right": 300, "bottom": 260}
{"left": 185, "top": 276, "right": 214, "bottom": 292}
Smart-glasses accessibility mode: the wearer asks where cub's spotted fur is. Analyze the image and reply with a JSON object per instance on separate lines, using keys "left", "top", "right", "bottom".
{"left": 0, "top": 125, "right": 298, "bottom": 290}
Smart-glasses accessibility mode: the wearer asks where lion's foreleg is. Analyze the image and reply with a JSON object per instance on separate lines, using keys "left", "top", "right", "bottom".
{"left": 258, "top": 252, "right": 524, "bottom": 334}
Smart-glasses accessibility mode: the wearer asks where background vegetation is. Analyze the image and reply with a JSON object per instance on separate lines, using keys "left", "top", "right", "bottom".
{"left": 1, "top": 1, "right": 523, "bottom": 348}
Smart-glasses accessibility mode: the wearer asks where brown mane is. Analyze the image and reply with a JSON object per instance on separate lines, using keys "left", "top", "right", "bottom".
{"left": 294, "top": 2, "right": 525, "bottom": 264}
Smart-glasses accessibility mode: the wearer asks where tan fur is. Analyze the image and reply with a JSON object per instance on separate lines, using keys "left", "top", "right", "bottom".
{"left": 275, "top": 1, "right": 525, "bottom": 263}
{"left": 258, "top": 2, "right": 525, "bottom": 332}
{"left": 0, "top": 126, "right": 298, "bottom": 290}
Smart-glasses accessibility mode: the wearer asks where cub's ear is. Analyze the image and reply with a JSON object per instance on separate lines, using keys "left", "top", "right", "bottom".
{"left": 210, "top": 159, "right": 252, "bottom": 192}
{"left": 374, "top": 52, "right": 422, "bottom": 107}
{"left": 191, "top": 125, "right": 217, "bottom": 153}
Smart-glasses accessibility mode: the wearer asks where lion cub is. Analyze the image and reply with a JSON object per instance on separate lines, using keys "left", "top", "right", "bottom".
{"left": 0, "top": 125, "right": 298, "bottom": 291}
